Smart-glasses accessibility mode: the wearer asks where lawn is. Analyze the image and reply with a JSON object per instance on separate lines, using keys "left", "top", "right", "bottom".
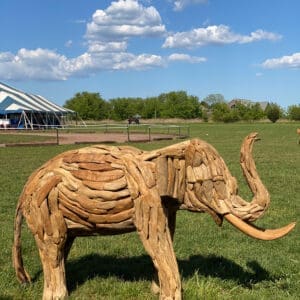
{"left": 0, "top": 122, "right": 299, "bottom": 299}
{"left": 0, "top": 132, "right": 55, "bottom": 144}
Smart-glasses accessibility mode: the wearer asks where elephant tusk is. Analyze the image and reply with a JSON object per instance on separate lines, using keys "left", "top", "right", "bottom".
{"left": 224, "top": 213, "right": 296, "bottom": 241}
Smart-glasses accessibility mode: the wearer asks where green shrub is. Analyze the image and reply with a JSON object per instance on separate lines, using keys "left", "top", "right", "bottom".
{"left": 287, "top": 104, "right": 300, "bottom": 120}
{"left": 265, "top": 103, "right": 281, "bottom": 123}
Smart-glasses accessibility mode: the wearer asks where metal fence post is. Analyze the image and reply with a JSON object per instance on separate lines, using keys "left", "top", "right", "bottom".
{"left": 148, "top": 126, "right": 151, "bottom": 141}
{"left": 56, "top": 128, "right": 59, "bottom": 145}
{"left": 127, "top": 125, "right": 130, "bottom": 142}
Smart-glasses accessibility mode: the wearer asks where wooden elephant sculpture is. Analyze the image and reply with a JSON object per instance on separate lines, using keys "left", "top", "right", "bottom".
{"left": 13, "top": 132, "right": 295, "bottom": 299}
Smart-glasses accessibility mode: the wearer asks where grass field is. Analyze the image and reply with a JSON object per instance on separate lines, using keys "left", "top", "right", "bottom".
{"left": 0, "top": 122, "right": 299, "bottom": 299}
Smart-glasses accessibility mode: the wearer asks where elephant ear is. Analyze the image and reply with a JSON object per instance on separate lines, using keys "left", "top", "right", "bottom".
{"left": 183, "top": 139, "right": 224, "bottom": 226}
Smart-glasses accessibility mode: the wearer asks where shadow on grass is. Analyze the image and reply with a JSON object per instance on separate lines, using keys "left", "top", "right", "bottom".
{"left": 65, "top": 254, "right": 276, "bottom": 292}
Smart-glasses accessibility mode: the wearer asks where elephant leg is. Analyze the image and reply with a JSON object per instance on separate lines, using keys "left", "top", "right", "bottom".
{"left": 35, "top": 233, "right": 68, "bottom": 300}
{"left": 35, "top": 234, "right": 68, "bottom": 300}
{"left": 152, "top": 206, "right": 178, "bottom": 295}
{"left": 135, "top": 193, "right": 181, "bottom": 300}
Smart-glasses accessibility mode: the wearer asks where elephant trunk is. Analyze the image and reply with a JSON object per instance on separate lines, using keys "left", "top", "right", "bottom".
{"left": 224, "top": 132, "right": 296, "bottom": 240}
{"left": 227, "top": 132, "right": 270, "bottom": 222}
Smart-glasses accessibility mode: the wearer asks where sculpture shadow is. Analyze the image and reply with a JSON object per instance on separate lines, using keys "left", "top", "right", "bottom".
{"left": 65, "top": 253, "right": 276, "bottom": 292}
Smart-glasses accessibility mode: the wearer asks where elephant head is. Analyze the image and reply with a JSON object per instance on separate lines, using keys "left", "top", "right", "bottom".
{"left": 154, "top": 132, "right": 295, "bottom": 240}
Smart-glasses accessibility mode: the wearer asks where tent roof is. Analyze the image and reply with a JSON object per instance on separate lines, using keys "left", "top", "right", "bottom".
{"left": 0, "top": 82, "right": 73, "bottom": 114}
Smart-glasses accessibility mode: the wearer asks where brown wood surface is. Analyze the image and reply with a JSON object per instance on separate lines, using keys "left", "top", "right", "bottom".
{"left": 12, "top": 133, "right": 293, "bottom": 300}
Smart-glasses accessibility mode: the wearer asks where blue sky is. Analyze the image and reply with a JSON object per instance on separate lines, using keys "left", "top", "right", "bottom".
{"left": 1, "top": 0, "right": 300, "bottom": 108}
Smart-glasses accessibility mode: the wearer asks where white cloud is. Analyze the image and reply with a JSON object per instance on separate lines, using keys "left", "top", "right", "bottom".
{"left": 88, "top": 42, "right": 127, "bottom": 53}
{"left": 61, "top": 53, "right": 93, "bottom": 76}
{"left": 0, "top": 48, "right": 167, "bottom": 80}
{"left": 172, "top": 0, "right": 208, "bottom": 11}
{"left": 0, "top": 52, "right": 14, "bottom": 62}
{"left": 0, "top": 48, "right": 69, "bottom": 80}
{"left": 262, "top": 52, "right": 300, "bottom": 69}
{"left": 113, "top": 53, "right": 164, "bottom": 70}
{"left": 4, "top": 2, "right": 272, "bottom": 81}
{"left": 86, "top": 0, "right": 165, "bottom": 42}
{"left": 82, "top": 0, "right": 167, "bottom": 72}
{"left": 163, "top": 25, "right": 281, "bottom": 48}
{"left": 0, "top": 1, "right": 169, "bottom": 80}
{"left": 238, "top": 29, "right": 281, "bottom": 44}
{"left": 168, "top": 53, "right": 206, "bottom": 63}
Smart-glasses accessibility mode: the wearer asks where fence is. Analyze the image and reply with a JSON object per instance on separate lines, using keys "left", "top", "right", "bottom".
{"left": 54, "top": 124, "right": 190, "bottom": 144}
{"left": 0, "top": 123, "right": 190, "bottom": 145}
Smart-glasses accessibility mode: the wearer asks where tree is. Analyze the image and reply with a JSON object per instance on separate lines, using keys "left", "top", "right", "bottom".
{"left": 159, "top": 91, "right": 200, "bottom": 119}
{"left": 64, "top": 92, "right": 110, "bottom": 120}
{"left": 143, "top": 97, "right": 163, "bottom": 119}
{"left": 109, "top": 97, "right": 145, "bottom": 120}
{"left": 287, "top": 104, "right": 300, "bottom": 120}
{"left": 249, "top": 102, "right": 265, "bottom": 120}
{"left": 211, "top": 102, "right": 232, "bottom": 122}
{"left": 265, "top": 103, "right": 281, "bottom": 123}
{"left": 202, "top": 94, "right": 225, "bottom": 108}
{"left": 232, "top": 102, "right": 265, "bottom": 121}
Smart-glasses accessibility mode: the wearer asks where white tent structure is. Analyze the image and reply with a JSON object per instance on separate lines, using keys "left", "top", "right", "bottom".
{"left": 0, "top": 82, "right": 74, "bottom": 129}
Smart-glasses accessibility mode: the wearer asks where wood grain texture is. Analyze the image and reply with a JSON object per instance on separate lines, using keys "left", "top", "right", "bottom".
{"left": 13, "top": 133, "right": 289, "bottom": 300}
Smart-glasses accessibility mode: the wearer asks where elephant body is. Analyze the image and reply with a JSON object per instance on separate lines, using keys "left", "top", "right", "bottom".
{"left": 13, "top": 134, "right": 295, "bottom": 299}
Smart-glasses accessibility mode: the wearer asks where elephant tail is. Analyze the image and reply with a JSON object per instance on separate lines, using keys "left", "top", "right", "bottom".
{"left": 12, "top": 202, "right": 31, "bottom": 284}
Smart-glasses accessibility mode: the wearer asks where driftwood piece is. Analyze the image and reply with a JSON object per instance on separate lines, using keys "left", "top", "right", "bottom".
{"left": 156, "top": 156, "right": 168, "bottom": 196}
{"left": 13, "top": 134, "right": 296, "bottom": 300}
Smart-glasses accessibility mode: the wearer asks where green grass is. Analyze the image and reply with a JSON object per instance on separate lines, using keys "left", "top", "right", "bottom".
{"left": 0, "top": 133, "right": 55, "bottom": 144}
{"left": 0, "top": 122, "right": 299, "bottom": 299}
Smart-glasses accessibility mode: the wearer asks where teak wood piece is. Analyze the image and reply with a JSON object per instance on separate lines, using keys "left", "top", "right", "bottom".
{"left": 13, "top": 132, "right": 296, "bottom": 300}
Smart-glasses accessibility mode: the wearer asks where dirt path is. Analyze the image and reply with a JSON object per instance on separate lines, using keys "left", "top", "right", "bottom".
{"left": 57, "top": 132, "right": 174, "bottom": 144}
{"left": 0, "top": 131, "right": 176, "bottom": 146}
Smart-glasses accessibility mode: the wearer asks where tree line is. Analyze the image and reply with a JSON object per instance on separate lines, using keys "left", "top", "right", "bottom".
{"left": 63, "top": 91, "right": 300, "bottom": 123}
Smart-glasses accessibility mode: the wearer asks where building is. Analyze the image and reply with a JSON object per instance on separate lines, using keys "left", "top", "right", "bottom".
{"left": 228, "top": 99, "right": 269, "bottom": 111}
{"left": 0, "top": 82, "right": 74, "bottom": 129}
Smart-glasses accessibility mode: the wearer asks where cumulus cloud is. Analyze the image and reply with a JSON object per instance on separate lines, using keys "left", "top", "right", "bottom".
{"left": 261, "top": 52, "right": 300, "bottom": 69}
{"left": 0, "top": 48, "right": 166, "bottom": 81}
{"left": 86, "top": 0, "right": 165, "bottom": 43}
{"left": 172, "top": 0, "right": 208, "bottom": 11}
{"left": 82, "top": 1, "right": 167, "bottom": 72}
{"left": 113, "top": 53, "right": 164, "bottom": 70}
{"left": 168, "top": 53, "right": 206, "bottom": 63}
{"left": 0, "top": 1, "right": 281, "bottom": 81}
{"left": 238, "top": 29, "right": 281, "bottom": 43}
{"left": 163, "top": 25, "right": 281, "bottom": 48}
{"left": 88, "top": 41, "right": 128, "bottom": 53}
{"left": 0, "top": 1, "right": 169, "bottom": 80}
{"left": 0, "top": 48, "right": 69, "bottom": 80}
{"left": 0, "top": 52, "right": 14, "bottom": 62}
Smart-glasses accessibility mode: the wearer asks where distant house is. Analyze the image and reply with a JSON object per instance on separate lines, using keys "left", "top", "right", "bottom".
{"left": 0, "top": 82, "right": 74, "bottom": 129}
{"left": 228, "top": 99, "right": 269, "bottom": 111}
